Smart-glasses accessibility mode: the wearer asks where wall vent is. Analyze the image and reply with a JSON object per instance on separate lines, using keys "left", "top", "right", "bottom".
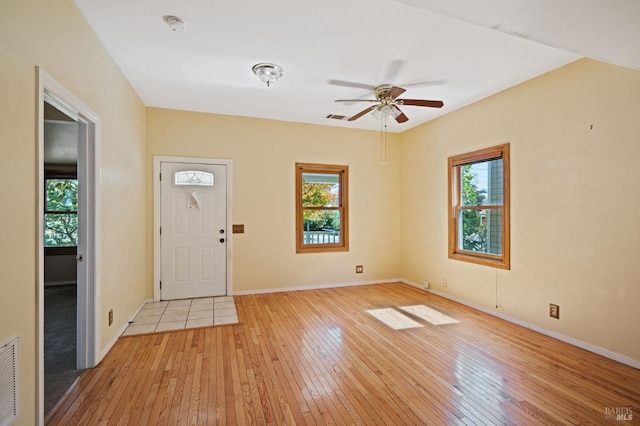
{"left": 325, "top": 114, "right": 348, "bottom": 120}
{"left": 0, "top": 336, "right": 18, "bottom": 426}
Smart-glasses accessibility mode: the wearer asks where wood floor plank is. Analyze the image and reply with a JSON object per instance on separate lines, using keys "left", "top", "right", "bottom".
{"left": 138, "top": 335, "right": 175, "bottom": 425}
{"left": 237, "top": 323, "right": 280, "bottom": 424}
{"left": 47, "top": 283, "right": 640, "bottom": 425}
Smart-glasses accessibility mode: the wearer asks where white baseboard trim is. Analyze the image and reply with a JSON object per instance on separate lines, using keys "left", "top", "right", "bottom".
{"left": 233, "top": 279, "right": 402, "bottom": 296}
{"left": 401, "top": 279, "right": 640, "bottom": 370}
{"left": 400, "top": 279, "right": 428, "bottom": 291}
{"left": 101, "top": 298, "right": 153, "bottom": 360}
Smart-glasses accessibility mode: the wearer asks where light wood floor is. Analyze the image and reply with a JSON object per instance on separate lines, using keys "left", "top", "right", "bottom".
{"left": 47, "top": 283, "right": 640, "bottom": 425}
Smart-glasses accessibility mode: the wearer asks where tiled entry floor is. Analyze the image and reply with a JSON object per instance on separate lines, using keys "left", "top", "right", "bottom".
{"left": 123, "top": 296, "right": 238, "bottom": 336}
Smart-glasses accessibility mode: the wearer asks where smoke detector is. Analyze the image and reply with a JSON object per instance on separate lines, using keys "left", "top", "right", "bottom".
{"left": 163, "top": 15, "right": 187, "bottom": 32}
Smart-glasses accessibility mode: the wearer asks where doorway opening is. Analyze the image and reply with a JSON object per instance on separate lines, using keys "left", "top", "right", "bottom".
{"left": 43, "top": 101, "right": 80, "bottom": 416}
{"left": 38, "top": 68, "right": 101, "bottom": 423}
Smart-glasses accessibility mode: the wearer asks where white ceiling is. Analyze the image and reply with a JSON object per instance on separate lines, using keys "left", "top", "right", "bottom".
{"left": 74, "top": 0, "right": 639, "bottom": 133}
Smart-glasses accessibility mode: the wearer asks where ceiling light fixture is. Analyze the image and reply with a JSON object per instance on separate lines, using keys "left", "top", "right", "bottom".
{"left": 371, "top": 104, "right": 401, "bottom": 121}
{"left": 163, "top": 15, "right": 187, "bottom": 32}
{"left": 252, "top": 63, "right": 284, "bottom": 87}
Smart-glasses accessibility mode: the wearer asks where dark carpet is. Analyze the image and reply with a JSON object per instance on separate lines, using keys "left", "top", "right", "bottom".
{"left": 44, "top": 284, "right": 78, "bottom": 416}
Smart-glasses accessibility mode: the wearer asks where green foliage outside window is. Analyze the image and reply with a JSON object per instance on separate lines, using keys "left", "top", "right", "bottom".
{"left": 460, "top": 165, "right": 488, "bottom": 252}
{"left": 302, "top": 182, "right": 340, "bottom": 231}
{"left": 45, "top": 179, "right": 78, "bottom": 247}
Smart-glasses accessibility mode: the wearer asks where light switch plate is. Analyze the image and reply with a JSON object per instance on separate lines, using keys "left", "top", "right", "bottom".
{"left": 549, "top": 304, "right": 559, "bottom": 319}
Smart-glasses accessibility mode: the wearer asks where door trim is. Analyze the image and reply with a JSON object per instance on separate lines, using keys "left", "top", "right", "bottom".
{"left": 153, "top": 156, "right": 233, "bottom": 301}
{"left": 37, "top": 67, "right": 101, "bottom": 424}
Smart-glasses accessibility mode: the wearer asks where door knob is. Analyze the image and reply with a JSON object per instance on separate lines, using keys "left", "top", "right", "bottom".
{"left": 219, "top": 238, "right": 225, "bottom": 243}
{"left": 219, "top": 229, "right": 225, "bottom": 234}
{"left": 76, "top": 254, "right": 83, "bottom": 261}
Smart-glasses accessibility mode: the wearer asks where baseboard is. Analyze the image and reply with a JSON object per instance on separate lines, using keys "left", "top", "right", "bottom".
{"left": 100, "top": 298, "right": 153, "bottom": 360}
{"left": 400, "top": 279, "right": 640, "bottom": 370}
{"left": 233, "top": 279, "right": 402, "bottom": 296}
{"left": 400, "top": 279, "right": 428, "bottom": 291}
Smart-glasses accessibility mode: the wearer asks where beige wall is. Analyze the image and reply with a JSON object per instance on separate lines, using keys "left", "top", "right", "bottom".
{"left": 146, "top": 109, "right": 402, "bottom": 293}
{"left": 399, "top": 59, "right": 640, "bottom": 363}
{"left": 0, "top": 0, "right": 146, "bottom": 423}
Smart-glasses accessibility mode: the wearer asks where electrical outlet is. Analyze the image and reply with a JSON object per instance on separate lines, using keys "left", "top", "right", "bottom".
{"left": 108, "top": 309, "right": 113, "bottom": 326}
{"left": 549, "top": 304, "right": 559, "bottom": 319}
{"left": 442, "top": 279, "right": 447, "bottom": 288}
{"left": 423, "top": 280, "right": 430, "bottom": 290}
{"left": 355, "top": 265, "right": 363, "bottom": 273}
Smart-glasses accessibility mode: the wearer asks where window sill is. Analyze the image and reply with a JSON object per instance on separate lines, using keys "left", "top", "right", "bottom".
{"left": 45, "top": 246, "right": 77, "bottom": 256}
{"left": 449, "top": 251, "right": 510, "bottom": 270}
{"left": 297, "top": 245, "right": 349, "bottom": 254}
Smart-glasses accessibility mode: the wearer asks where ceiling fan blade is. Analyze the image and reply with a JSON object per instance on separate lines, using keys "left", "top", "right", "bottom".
{"left": 394, "top": 106, "right": 409, "bottom": 123}
{"left": 335, "top": 99, "right": 378, "bottom": 103}
{"left": 401, "top": 79, "right": 447, "bottom": 88}
{"left": 386, "top": 86, "right": 406, "bottom": 100}
{"left": 383, "top": 60, "right": 406, "bottom": 82}
{"left": 348, "top": 106, "right": 376, "bottom": 121}
{"left": 398, "top": 99, "right": 444, "bottom": 108}
{"left": 328, "top": 79, "right": 377, "bottom": 91}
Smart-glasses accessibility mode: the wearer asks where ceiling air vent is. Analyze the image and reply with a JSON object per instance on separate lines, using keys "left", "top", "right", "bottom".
{"left": 325, "top": 114, "right": 348, "bottom": 121}
{"left": 0, "top": 336, "right": 18, "bottom": 426}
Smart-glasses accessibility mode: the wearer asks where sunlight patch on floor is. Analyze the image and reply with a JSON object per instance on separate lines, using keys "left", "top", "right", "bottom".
{"left": 399, "top": 305, "right": 459, "bottom": 325}
{"left": 366, "top": 308, "right": 424, "bottom": 330}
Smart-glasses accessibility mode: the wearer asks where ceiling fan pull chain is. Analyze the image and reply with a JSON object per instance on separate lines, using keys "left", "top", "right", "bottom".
{"left": 380, "top": 117, "right": 388, "bottom": 165}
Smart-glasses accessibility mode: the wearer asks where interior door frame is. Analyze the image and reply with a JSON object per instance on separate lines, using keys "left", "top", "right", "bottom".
{"left": 153, "top": 156, "right": 233, "bottom": 301}
{"left": 37, "top": 67, "right": 101, "bottom": 424}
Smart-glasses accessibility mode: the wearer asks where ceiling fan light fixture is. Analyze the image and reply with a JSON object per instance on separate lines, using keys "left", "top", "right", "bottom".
{"left": 372, "top": 104, "right": 400, "bottom": 121}
{"left": 252, "top": 63, "right": 284, "bottom": 87}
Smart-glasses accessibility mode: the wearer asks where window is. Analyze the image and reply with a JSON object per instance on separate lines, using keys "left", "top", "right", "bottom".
{"left": 174, "top": 170, "right": 214, "bottom": 186}
{"left": 448, "top": 144, "right": 510, "bottom": 269}
{"left": 45, "top": 176, "right": 78, "bottom": 251}
{"left": 296, "top": 163, "right": 349, "bottom": 253}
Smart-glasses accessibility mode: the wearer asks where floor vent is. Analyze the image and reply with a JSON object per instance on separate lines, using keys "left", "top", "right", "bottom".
{"left": 0, "top": 336, "right": 18, "bottom": 426}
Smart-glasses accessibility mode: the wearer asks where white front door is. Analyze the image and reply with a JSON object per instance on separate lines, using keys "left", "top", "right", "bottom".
{"left": 160, "top": 162, "right": 227, "bottom": 299}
